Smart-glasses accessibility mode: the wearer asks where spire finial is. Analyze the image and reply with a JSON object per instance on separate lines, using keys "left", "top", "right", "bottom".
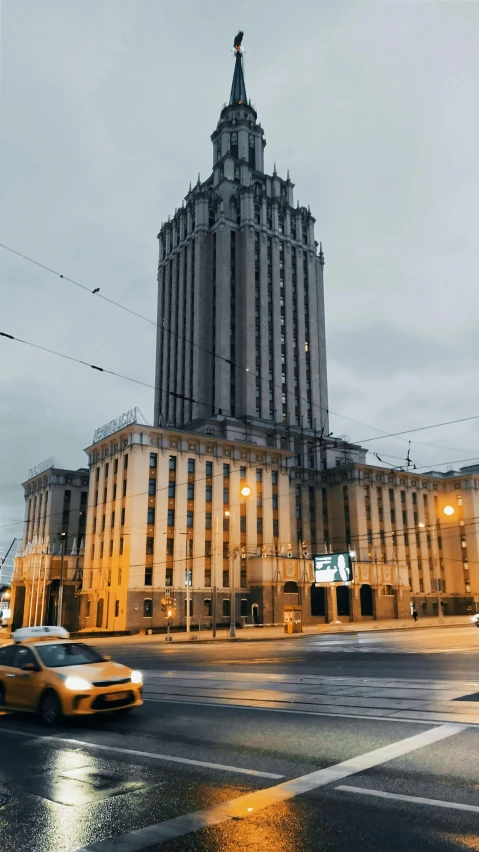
{"left": 273, "top": 162, "right": 277, "bottom": 176}
{"left": 229, "top": 32, "right": 247, "bottom": 105}
{"left": 197, "top": 172, "right": 201, "bottom": 185}
{"left": 287, "top": 169, "right": 290, "bottom": 181}
{"left": 319, "top": 242, "right": 325, "bottom": 268}
{"left": 189, "top": 181, "right": 192, "bottom": 192}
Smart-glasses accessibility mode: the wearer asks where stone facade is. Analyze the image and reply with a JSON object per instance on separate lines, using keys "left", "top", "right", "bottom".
{"left": 10, "top": 465, "right": 89, "bottom": 630}
{"left": 154, "top": 45, "right": 328, "bottom": 435}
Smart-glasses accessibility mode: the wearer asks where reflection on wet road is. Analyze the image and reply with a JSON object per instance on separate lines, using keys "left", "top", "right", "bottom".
{"left": 1, "top": 628, "right": 479, "bottom": 851}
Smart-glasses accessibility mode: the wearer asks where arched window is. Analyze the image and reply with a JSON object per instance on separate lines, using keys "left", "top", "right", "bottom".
{"left": 284, "top": 581, "right": 299, "bottom": 594}
{"left": 209, "top": 208, "right": 216, "bottom": 227}
{"left": 278, "top": 214, "right": 285, "bottom": 234}
{"left": 240, "top": 598, "right": 248, "bottom": 617}
{"left": 302, "top": 224, "right": 308, "bottom": 245}
{"left": 231, "top": 132, "right": 238, "bottom": 159}
{"left": 222, "top": 598, "right": 230, "bottom": 617}
{"left": 254, "top": 204, "right": 261, "bottom": 225}
{"left": 217, "top": 141, "right": 222, "bottom": 162}
{"left": 203, "top": 598, "right": 212, "bottom": 617}
{"left": 143, "top": 598, "right": 153, "bottom": 617}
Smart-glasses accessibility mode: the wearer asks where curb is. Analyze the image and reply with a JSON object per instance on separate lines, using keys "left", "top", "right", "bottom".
{"left": 87, "top": 619, "right": 475, "bottom": 645}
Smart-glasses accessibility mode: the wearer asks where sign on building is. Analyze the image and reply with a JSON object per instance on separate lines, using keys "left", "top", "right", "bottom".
{"left": 314, "top": 552, "right": 353, "bottom": 584}
{"left": 93, "top": 408, "right": 139, "bottom": 443}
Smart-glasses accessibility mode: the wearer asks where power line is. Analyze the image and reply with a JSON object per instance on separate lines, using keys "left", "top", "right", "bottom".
{"left": 3, "top": 242, "right": 479, "bottom": 467}
{"left": 0, "top": 330, "right": 219, "bottom": 412}
{"left": 355, "top": 414, "right": 479, "bottom": 445}
{"left": 0, "top": 240, "right": 390, "bottom": 438}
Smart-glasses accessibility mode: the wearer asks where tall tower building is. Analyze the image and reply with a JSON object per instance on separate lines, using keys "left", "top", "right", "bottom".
{"left": 155, "top": 33, "right": 329, "bottom": 436}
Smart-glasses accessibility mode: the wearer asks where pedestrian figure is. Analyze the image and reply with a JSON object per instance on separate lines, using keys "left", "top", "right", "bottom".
{"left": 412, "top": 609, "right": 418, "bottom": 622}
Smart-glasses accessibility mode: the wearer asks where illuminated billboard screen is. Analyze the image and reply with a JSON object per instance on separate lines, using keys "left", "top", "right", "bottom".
{"left": 313, "top": 552, "right": 352, "bottom": 584}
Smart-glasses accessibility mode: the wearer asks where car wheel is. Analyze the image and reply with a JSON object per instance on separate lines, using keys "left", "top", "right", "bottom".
{"left": 39, "top": 691, "right": 63, "bottom": 726}
{"left": 0, "top": 683, "right": 5, "bottom": 708}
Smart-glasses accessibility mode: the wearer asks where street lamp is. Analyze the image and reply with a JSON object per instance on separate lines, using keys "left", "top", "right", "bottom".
{"left": 226, "top": 484, "right": 251, "bottom": 639}
{"left": 57, "top": 531, "right": 66, "bottom": 628}
{"left": 419, "top": 505, "right": 454, "bottom": 623}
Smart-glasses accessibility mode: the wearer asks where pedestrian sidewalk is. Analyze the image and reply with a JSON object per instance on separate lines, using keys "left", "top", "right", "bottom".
{"left": 82, "top": 615, "right": 476, "bottom": 644}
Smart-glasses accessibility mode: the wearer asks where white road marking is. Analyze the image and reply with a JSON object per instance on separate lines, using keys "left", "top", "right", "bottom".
{"left": 336, "top": 784, "right": 479, "bottom": 813}
{"left": 75, "top": 723, "right": 465, "bottom": 852}
{"left": 0, "top": 727, "right": 282, "bottom": 779}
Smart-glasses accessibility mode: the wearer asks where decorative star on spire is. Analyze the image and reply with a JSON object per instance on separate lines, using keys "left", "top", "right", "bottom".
{"left": 229, "top": 31, "right": 247, "bottom": 105}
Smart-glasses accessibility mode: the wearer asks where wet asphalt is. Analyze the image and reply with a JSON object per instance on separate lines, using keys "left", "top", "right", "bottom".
{"left": 0, "top": 628, "right": 478, "bottom": 851}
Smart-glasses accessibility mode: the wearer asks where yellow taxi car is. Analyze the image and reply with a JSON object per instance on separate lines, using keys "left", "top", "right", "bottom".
{"left": 0, "top": 626, "right": 143, "bottom": 725}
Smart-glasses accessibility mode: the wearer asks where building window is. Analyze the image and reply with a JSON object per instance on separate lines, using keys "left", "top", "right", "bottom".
{"left": 146, "top": 536, "right": 154, "bottom": 554}
{"left": 144, "top": 568, "right": 153, "bottom": 586}
{"left": 187, "top": 483, "right": 194, "bottom": 500}
{"left": 169, "top": 455, "right": 177, "bottom": 471}
{"left": 257, "top": 518, "right": 263, "bottom": 534}
{"left": 124, "top": 454, "right": 128, "bottom": 470}
{"left": 168, "top": 481, "right": 176, "bottom": 499}
{"left": 205, "top": 512, "right": 212, "bottom": 529}
{"left": 256, "top": 469, "right": 262, "bottom": 482}
{"left": 114, "top": 600, "right": 120, "bottom": 618}
{"left": 206, "top": 461, "right": 213, "bottom": 476}
{"left": 223, "top": 463, "right": 230, "bottom": 478}
{"left": 188, "top": 458, "right": 195, "bottom": 473}
{"left": 147, "top": 507, "right": 155, "bottom": 525}
{"left": 119, "top": 537, "right": 124, "bottom": 555}
{"left": 222, "top": 599, "right": 230, "bottom": 617}
{"left": 167, "top": 509, "right": 175, "bottom": 526}
{"left": 187, "top": 511, "right": 194, "bottom": 528}
{"left": 143, "top": 598, "right": 153, "bottom": 617}
{"left": 149, "top": 453, "right": 157, "bottom": 468}
{"left": 205, "top": 485, "right": 212, "bottom": 502}
{"left": 223, "top": 488, "right": 229, "bottom": 504}
{"left": 148, "top": 479, "right": 156, "bottom": 496}
{"left": 273, "top": 519, "right": 279, "bottom": 536}
{"left": 205, "top": 540, "right": 212, "bottom": 557}
{"left": 123, "top": 479, "right": 127, "bottom": 497}
{"left": 109, "top": 540, "right": 113, "bottom": 557}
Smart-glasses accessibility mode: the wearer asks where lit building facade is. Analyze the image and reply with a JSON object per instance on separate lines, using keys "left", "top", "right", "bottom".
{"left": 11, "top": 463, "right": 89, "bottom": 630}
{"left": 79, "top": 422, "right": 294, "bottom": 632}
{"left": 323, "top": 461, "right": 479, "bottom": 619}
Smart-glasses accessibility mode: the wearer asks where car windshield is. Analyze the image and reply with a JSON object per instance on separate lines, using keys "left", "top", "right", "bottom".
{"left": 35, "top": 642, "right": 105, "bottom": 668}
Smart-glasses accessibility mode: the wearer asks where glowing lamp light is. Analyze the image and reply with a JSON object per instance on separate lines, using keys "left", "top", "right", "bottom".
{"left": 224, "top": 510, "right": 231, "bottom": 518}
{"left": 241, "top": 486, "right": 251, "bottom": 497}
{"left": 443, "top": 505, "right": 455, "bottom": 516}
{"left": 418, "top": 522, "right": 425, "bottom": 528}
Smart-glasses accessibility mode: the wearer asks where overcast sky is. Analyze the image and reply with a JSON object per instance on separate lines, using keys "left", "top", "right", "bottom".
{"left": 1, "top": 0, "right": 479, "bottom": 565}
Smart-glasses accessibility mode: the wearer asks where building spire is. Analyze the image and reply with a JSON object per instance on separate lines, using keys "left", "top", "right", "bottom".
{"left": 229, "top": 31, "right": 247, "bottom": 105}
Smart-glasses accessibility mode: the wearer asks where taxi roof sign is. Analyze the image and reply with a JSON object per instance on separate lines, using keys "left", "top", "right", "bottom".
{"left": 12, "top": 626, "right": 70, "bottom": 643}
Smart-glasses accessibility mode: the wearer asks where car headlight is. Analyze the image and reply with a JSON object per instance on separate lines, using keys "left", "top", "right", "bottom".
{"left": 64, "top": 676, "right": 91, "bottom": 691}
{"left": 130, "top": 670, "right": 142, "bottom": 685}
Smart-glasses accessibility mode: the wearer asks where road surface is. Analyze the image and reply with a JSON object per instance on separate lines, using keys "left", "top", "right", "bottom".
{"left": 1, "top": 626, "right": 479, "bottom": 851}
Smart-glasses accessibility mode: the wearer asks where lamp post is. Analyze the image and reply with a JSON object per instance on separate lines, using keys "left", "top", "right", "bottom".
{"left": 419, "top": 504, "right": 454, "bottom": 624}
{"left": 57, "top": 532, "right": 66, "bottom": 628}
{"left": 225, "top": 485, "right": 251, "bottom": 639}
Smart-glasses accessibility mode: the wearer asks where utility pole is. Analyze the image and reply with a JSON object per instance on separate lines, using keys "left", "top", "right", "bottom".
{"left": 57, "top": 532, "right": 66, "bottom": 628}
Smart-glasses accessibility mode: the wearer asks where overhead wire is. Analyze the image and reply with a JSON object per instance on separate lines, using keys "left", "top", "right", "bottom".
{"left": 4, "top": 241, "right": 479, "bottom": 469}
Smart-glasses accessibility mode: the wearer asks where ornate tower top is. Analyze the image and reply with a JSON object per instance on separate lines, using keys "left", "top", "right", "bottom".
{"left": 229, "top": 31, "right": 247, "bottom": 105}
